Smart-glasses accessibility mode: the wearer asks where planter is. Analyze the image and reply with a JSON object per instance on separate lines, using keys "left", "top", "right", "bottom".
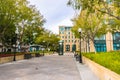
{"left": 24, "top": 54, "right": 32, "bottom": 59}
{"left": 83, "top": 56, "right": 120, "bottom": 80}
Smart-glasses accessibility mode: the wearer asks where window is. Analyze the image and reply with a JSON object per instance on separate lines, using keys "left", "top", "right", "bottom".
{"left": 95, "top": 43, "right": 106, "bottom": 52}
{"left": 59, "top": 27, "right": 64, "bottom": 31}
{"left": 65, "top": 27, "right": 71, "bottom": 31}
{"left": 113, "top": 32, "right": 120, "bottom": 40}
{"left": 72, "top": 40, "right": 74, "bottom": 43}
{"left": 113, "top": 32, "right": 120, "bottom": 50}
{"left": 68, "top": 36, "right": 70, "bottom": 39}
{"left": 68, "top": 32, "right": 70, "bottom": 34}
{"left": 94, "top": 40, "right": 106, "bottom": 52}
{"left": 69, "top": 40, "right": 70, "bottom": 42}
{"left": 65, "top": 40, "right": 67, "bottom": 42}
{"left": 65, "top": 36, "right": 67, "bottom": 39}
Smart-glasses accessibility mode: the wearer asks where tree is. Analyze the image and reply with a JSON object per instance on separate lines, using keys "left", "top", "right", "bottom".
{"left": 0, "top": 0, "right": 45, "bottom": 50}
{"left": 68, "top": 0, "right": 120, "bottom": 34}
{"left": 15, "top": 0, "right": 45, "bottom": 46}
{"left": 0, "top": 0, "right": 21, "bottom": 49}
{"left": 35, "top": 31, "right": 60, "bottom": 51}
{"left": 68, "top": 0, "right": 120, "bottom": 20}
{"left": 72, "top": 10, "right": 107, "bottom": 53}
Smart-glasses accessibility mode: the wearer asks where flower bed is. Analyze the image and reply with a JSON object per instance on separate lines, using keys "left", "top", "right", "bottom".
{"left": 83, "top": 51, "right": 120, "bottom": 74}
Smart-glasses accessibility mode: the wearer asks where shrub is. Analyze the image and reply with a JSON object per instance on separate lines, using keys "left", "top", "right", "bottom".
{"left": 83, "top": 51, "right": 120, "bottom": 74}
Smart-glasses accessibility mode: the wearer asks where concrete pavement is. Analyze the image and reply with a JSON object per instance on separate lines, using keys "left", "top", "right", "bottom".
{"left": 0, "top": 53, "right": 99, "bottom": 80}
{"left": 0, "top": 53, "right": 80, "bottom": 80}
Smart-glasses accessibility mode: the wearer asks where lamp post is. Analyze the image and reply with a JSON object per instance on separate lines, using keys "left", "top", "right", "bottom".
{"left": 78, "top": 28, "right": 82, "bottom": 63}
{"left": 13, "top": 29, "right": 18, "bottom": 61}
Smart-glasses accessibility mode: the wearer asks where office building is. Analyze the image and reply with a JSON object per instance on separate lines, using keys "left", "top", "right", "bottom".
{"left": 59, "top": 26, "right": 120, "bottom": 52}
{"left": 59, "top": 26, "right": 82, "bottom": 52}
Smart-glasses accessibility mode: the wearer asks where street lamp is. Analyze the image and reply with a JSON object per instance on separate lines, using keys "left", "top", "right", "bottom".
{"left": 78, "top": 28, "right": 82, "bottom": 63}
{"left": 13, "top": 29, "right": 18, "bottom": 61}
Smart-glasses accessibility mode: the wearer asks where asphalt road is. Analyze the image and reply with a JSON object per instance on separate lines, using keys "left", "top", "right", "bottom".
{"left": 0, "top": 54, "right": 81, "bottom": 80}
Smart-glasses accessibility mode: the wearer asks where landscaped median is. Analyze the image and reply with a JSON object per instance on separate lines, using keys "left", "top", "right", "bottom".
{"left": 82, "top": 52, "right": 120, "bottom": 80}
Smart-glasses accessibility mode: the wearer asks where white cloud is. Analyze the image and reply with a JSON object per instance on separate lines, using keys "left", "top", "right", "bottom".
{"left": 46, "top": 16, "right": 73, "bottom": 34}
{"left": 28, "top": 0, "right": 75, "bottom": 34}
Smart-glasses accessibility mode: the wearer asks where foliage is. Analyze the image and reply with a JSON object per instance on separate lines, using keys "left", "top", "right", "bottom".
{"left": 72, "top": 9, "right": 107, "bottom": 52}
{"left": 83, "top": 52, "right": 120, "bottom": 74}
{"left": 68, "top": 0, "right": 120, "bottom": 33}
{"left": 68, "top": 0, "right": 120, "bottom": 20}
{"left": 0, "top": 0, "right": 45, "bottom": 48}
{"left": 35, "top": 31, "right": 60, "bottom": 51}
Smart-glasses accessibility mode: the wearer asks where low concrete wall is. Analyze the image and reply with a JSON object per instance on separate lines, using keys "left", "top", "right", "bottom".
{"left": 0, "top": 55, "right": 24, "bottom": 64}
{"left": 83, "top": 56, "right": 120, "bottom": 80}
{"left": 0, "top": 53, "right": 46, "bottom": 64}
{"left": 16, "top": 55, "right": 24, "bottom": 60}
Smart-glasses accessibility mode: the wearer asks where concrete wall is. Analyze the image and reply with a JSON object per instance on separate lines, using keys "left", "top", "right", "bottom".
{"left": 0, "top": 55, "right": 24, "bottom": 64}
{"left": 83, "top": 56, "right": 120, "bottom": 80}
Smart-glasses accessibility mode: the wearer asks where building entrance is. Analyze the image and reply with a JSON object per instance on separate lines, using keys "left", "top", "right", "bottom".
{"left": 66, "top": 45, "right": 70, "bottom": 51}
{"left": 72, "top": 44, "right": 76, "bottom": 52}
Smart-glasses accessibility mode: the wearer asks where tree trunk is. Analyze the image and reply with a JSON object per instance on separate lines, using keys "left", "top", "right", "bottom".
{"left": 91, "top": 39, "right": 96, "bottom": 53}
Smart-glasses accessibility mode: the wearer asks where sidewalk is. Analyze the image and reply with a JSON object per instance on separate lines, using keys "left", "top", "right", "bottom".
{"left": 0, "top": 52, "right": 99, "bottom": 80}
{"left": 75, "top": 61, "right": 99, "bottom": 80}
{"left": 0, "top": 53, "right": 81, "bottom": 80}
{"left": 64, "top": 52, "right": 100, "bottom": 80}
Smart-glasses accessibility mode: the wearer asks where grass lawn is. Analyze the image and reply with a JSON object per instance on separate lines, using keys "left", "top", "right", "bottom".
{"left": 83, "top": 52, "right": 120, "bottom": 74}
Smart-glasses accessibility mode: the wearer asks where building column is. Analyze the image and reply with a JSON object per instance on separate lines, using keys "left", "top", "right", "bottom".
{"left": 106, "top": 32, "right": 113, "bottom": 51}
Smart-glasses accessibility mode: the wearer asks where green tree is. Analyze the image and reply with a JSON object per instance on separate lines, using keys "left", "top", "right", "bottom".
{"left": 72, "top": 10, "right": 107, "bottom": 53}
{"left": 0, "top": 0, "right": 45, "bottom": 50}
{"left": 0, "top": 0, "right": 20, "bottom": 48}
{"left": 68, "top": 0, "right": 120, "bottom": 33}
{"left": 15, "top": 1, "right": 45, "bottom": 46}
{"left": 68, "top": 0, "right": 120, "bottom": 20}
{"left": 35, "top": 31, "right": 60, "bottom": 51}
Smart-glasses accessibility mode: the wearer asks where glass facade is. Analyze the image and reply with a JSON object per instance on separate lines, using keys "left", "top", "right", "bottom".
{"left": 94, "top": 35, "right": 106, "bottom": 52}
{"left": 113, "top": 32, "right": 120, "bottom": 50}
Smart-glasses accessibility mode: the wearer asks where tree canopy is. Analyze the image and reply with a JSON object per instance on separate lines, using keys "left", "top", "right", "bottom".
{"left": 72, "top": 10, "right": 107, "bottom": 52}
{"left": 68, "top": 0, "right": 120, "bottom": 20}
{"left": 0, "top": 0, "right": 45, "bottom": 48}
{"left": 35, "top": 30, "right": 60, "bottom": 51}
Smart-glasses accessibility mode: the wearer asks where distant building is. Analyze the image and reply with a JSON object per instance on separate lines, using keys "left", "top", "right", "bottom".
{"left": 59, "top": 26, "right": 80, "bottom": 52}
{"left": 29, "top": 45, "right": 42, "bottom": 52}
{"left": 59, "top": 26, "right": 120, "bottom": 52}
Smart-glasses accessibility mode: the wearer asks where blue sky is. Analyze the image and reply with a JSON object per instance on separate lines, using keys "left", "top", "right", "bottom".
{"left": 28, "top": 0, "right": 75, "bottom": 34}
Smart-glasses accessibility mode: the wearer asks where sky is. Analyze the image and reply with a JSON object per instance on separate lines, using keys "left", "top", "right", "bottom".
{"left": 28, "top": 0, "right": 75, "bottom": 34}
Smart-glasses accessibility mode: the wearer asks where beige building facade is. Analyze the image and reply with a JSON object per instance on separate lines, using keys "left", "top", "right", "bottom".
{"left": 59, "top": 26, "right": 80, "bottom": 52}
{"left": 59, "top": 26, "right": 120, "bottom": 52}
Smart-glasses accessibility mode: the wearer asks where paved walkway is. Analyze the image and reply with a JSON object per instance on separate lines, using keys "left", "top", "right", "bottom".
{"left": 0, "top": 53, "right": 99, "bottom": 80}
{"left": 0, "top": 53, "right": 81, "bottom": 80}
